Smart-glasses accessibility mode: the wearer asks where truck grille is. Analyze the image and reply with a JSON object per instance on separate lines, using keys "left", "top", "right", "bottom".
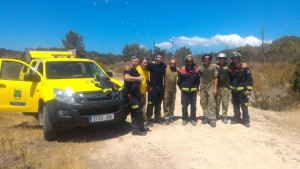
{"left": 79, "top": 106, "right": 120, "bottom": 116}
{"left": 75, "top": 91, "right": 113, "bottom": 102}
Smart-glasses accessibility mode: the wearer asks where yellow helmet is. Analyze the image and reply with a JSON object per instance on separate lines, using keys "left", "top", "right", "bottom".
{"left": 185, "top": 55, "right": 194, "bottom": 62}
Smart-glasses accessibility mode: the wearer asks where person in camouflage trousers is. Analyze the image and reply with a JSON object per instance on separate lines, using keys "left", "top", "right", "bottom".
{"left": 215, "top": 53, "right": 230, "bottom": 124}
{"left": 198, "top": 54, "right": 219, "bottom": 128}
{"left": 163, "top": 59, "right": 178, "bottom": 125}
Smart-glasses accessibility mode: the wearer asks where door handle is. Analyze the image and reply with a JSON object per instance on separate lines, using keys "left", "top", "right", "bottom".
{"left": 0, "top": 84, "right": 6, "bottom": 88}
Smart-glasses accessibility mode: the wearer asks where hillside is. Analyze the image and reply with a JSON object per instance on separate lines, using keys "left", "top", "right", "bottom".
{"left": 0, "top": 48, "right": 22, "bottom": 59}
{"left": 2, "top": 36, "right": 300, "bottom": 63}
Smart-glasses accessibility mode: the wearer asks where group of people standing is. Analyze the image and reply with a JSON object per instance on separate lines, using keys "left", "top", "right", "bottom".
{"left": 123, "top": 52, "right": 253, "bottom": 136}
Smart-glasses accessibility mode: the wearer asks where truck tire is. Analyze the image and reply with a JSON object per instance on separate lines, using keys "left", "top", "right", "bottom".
{"left": 43, "top": 104, "right": 57, "bottom": 141}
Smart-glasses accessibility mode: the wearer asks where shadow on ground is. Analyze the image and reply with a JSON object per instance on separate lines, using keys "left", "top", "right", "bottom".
{"left": 55, "top": 121, "right": 132, "bottom": 143}
{"left": 14, "top": 122, "right": 42, "bottom": 129}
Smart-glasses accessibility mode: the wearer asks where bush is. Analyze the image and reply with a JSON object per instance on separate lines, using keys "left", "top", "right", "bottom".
{"left": 251, "top": 62, "right": 298, "bottom": 111}
{"left": 291, "top": 62, "right": 300, "bottom": 92}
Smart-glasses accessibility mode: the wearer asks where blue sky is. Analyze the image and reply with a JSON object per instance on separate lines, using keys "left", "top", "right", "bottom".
{"left": 0, "top": 0, "right": 300, "bottom": 54}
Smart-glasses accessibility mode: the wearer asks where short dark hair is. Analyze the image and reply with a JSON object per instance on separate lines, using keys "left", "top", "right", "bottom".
{"left": 156, "top": 53, "right": 163, "bottom": 57}
{"left": 140, "top": 57, "right": 149, "bottom": 64}
{"left": 131, "top": 55, "right": 139, "bottom": 60}
{"left": 141, "top": 57, "right": 149, "bottom": 62}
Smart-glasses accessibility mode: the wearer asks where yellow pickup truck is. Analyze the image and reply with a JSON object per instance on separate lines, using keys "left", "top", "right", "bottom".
{"left": 0, "top": 51, "right": 128, "bottom": 141}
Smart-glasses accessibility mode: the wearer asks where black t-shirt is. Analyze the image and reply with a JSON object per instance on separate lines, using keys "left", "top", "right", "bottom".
{"left": 147, "top": 62, "right": 166, "bottom": 86}
{"left": 124, "top": 67, "right": 140, "bottom": 96}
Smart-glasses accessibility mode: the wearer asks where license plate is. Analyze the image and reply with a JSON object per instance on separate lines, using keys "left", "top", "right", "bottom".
{"left": 89, "top": 114, "right": 114, "bottom": 123}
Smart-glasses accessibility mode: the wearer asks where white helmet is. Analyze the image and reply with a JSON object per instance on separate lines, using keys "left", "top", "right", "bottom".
{"left": 217, "top": 53, "right": 226, "bottom": 58}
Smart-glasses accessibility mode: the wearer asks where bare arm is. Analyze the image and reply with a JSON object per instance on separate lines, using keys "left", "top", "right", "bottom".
{"left": 124, "top": 74, "right": 144, "bottom": 82}
{"left": 213, "top": 77, "right": 218, "bottom": 96}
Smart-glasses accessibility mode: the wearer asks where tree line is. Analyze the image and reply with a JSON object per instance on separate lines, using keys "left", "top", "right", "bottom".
{"left": 1, "top": 31, "right": 300, "bottom": 92}
{"left": 2, "top": 31, "right": 300, "bottom": 65}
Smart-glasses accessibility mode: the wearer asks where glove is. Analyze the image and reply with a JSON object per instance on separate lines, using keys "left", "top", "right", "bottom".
{"left": 244, "top": 91, "right": 251, "bottom": 96}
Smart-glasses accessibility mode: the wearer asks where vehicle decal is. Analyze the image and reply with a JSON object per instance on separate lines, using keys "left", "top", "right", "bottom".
{"left": 10, "top": 102, "right": 25, "bottom": 106}
{"left": 14, "top": 89, "right": 21, "bottom": 98}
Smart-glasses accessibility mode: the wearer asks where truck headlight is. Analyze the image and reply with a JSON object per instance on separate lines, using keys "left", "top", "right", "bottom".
{"left": 53, "top": 88, "right": 75, "bottom": 103}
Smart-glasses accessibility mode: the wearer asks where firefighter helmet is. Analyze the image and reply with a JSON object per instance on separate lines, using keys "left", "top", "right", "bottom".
{"left": 202, "top": 54, "right": 212, "bottom": 62}
{"left": 217, "top": 53, "right": 227, "bottom": 58}
{"left": 185, "top": 55, "right": 194, "bottom": 62}
{"left": 231, "top": 52, "right": 242, "bottom": 59}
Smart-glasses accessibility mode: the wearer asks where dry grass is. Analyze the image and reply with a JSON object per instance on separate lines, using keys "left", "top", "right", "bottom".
{"left": 250, "top": 62, "right": 299, "bottom": 111}
{"left": 251, "top": 62, "right": 295, "bottom": 93}
{"left": 99, "top": 61, "right": 130, "bottom": 75}
{"left": 0, "top": 113, "right": 84, "bottom": 169}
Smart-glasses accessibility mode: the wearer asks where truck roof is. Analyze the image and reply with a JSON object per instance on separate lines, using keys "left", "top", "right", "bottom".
{"left": 29, "top": 51, "right": 74, "bottom": 59}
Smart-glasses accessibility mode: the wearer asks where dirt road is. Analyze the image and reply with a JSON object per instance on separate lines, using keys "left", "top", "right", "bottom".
{"left": 81, "top": 91, "right": 300, "bottom": 169}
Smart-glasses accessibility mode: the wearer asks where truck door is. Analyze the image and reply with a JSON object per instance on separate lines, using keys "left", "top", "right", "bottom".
{"left": 0, "top": 59, "right": 41, "bottom": 113}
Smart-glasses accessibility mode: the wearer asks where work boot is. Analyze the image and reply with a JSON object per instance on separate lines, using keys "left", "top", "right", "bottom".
{"left": 132, "top": 130, "right": 147, "bottom": 136}
{"left": 210, "top": 120, "right": 216, "bottom": 128}
{"left": 144, "top": 121, "right": 150, "bottom": 131}
{"left": 202, "top": 118, "right": 209, "bottom": 124}
{"left": 182, "top": 120, "right": 188, "bottom": 125}
{"left": 169, "top": 118, "right": 174, "bottom": 123}
{"left": 244, "top": 123, "right": 250, "bottom": 128}
{"left": 147, "top": 117, "right": 153, "bottom": 127}
{"left": 155, "top": 117, "right": 164, "bottom": 125}
{"left": 148, "top": 121, "right": 153, "bottom": 127}
{"left": 222, "top": 117, "right": 228, "bottom": 124}
{"left": 230, "top": 118, "right": 240, "bottom": 124}
{"left": 190, "top": 120, "right": 197, "bottom": 126}
{"left": 242, "top": 121, "right": 250, "bottom": 128}
{"left": 164, "top": 119, "right": 170, "bottom": 125}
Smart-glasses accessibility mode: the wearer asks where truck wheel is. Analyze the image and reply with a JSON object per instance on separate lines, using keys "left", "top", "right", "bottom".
{"left": 43, "top": 104, "right": 57, "bottom": 141}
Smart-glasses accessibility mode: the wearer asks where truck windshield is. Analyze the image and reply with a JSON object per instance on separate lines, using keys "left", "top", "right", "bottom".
{"left": 46, "top": 61, "right": 105, "bottom": 79}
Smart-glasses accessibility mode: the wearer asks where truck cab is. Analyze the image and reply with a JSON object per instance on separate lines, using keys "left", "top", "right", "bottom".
{"left": 0, "top": 51, "right": 128, "bottom": 141}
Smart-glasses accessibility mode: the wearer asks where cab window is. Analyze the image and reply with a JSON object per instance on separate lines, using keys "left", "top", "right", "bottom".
{"left": 46, "top": 61, "right": 105, "bottom": 79}
{"left": 1, "top": 61, "right": 25, "bottom": 80}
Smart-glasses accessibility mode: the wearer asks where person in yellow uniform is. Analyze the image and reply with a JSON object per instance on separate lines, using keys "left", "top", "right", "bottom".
{"left": 135, "top": 58, "right": 150, "bottom": 130}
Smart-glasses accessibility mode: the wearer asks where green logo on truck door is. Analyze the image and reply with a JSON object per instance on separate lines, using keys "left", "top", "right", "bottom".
{"left": 14, "top": 89, "right": 21, "bottom": 98}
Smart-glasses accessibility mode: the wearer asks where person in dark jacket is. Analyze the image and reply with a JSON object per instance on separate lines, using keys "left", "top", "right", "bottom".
{"left": 146, "top": 53, "right": 166, "bottom": 126}
{"left": 124, "top": 56, "right": 146, "bottom": 135}
{"left": 228, "top": 52, "right": 254, "bottom": 128}
{"left": 177, "top": 55, "right": 200, "bottom": 126}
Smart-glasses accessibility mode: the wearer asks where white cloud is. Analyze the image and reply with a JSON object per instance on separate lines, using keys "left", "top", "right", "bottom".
{"left": 139, "top": 45, "right": 146, "bottom": 49}
{"left": 155, "top": 42, "right": 172, "bottom": 49}
{"left": 156, "top": 34, "right": 272, "bottom": 49}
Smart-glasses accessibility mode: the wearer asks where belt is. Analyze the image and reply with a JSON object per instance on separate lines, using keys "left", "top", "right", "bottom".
{"left": 230, "top": 85, "right": 244, "bottom": 91}
{"left": 182, "top": 87, "right": 197, "bottom": 92}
